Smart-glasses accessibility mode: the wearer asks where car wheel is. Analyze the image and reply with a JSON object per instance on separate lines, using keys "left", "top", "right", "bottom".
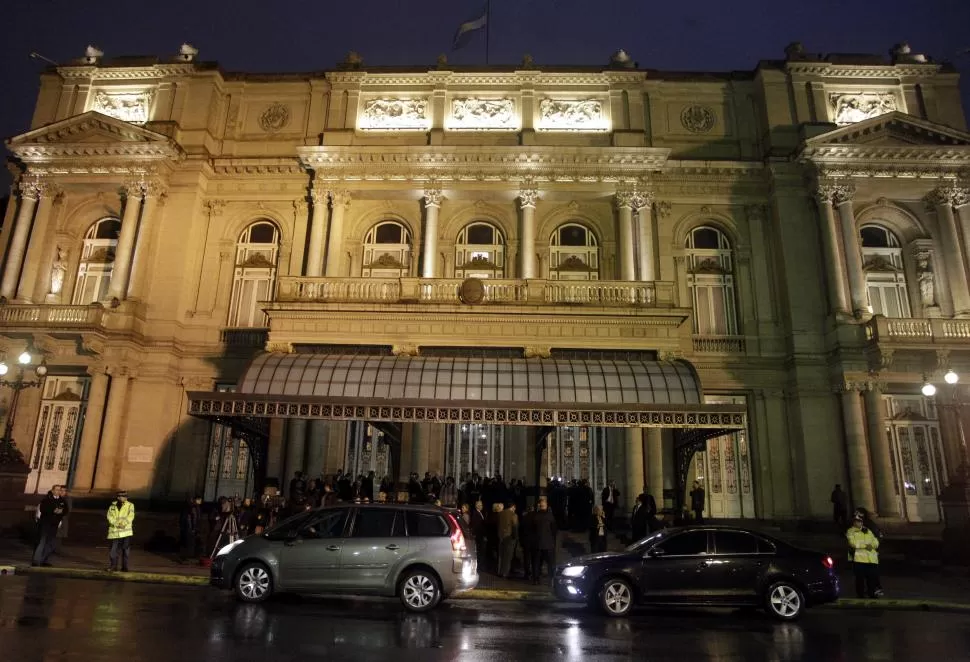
{"left": 234, "top": 562, "right": 273, "bottom": 604}
{"left": 598, "top": 577, "right": 634, "bottom": 617}
{"left": 765, "top": 581, "right": 804, "bottom": 621}
{"left": 399, "top": 569, "right": 441, "bottom": 612}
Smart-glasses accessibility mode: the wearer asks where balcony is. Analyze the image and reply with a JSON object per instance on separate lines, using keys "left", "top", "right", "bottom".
{"left": 0, "top": 303, "right": 104, "bottom": 329}
{"left": 221, "top": 328, "right": 269, "bottom": 348}
{"left": 276, "top": 277, "right": 676, "bottom": 308}
{"left": 864, "top": 316, "right": 970, "bottom": 346}
{"left": 692, "top": 335, "right": 746, "bottom": 354}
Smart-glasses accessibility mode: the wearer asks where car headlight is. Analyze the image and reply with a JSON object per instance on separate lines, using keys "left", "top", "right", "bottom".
{"left": 215, "top": 539, "right": 245, "bottom": 557}
{"left": 561, "top": 565, "right": 586, "bottom": 578}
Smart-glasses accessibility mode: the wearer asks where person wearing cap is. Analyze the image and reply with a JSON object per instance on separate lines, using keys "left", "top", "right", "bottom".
{"left": 106, "top": 490, "right": 136, "bottom": 572}
{"left": 846, "top": 512, "right": 881, "bottom": 598}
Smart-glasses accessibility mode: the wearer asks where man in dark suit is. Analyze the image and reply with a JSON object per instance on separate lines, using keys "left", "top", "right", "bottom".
{"left": 530, "top": 498, "right": 558, "bottom": 585}
{"left": 32, "top": 485, "right": 68, "bottom": 567}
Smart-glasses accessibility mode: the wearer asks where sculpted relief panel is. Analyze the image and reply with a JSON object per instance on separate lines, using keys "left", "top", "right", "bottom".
{"left": 536, "top": 98, "right": 608, "bottom": 131}
{"left": 359, "top": 98, "right": 431, "bottom": 130}
{"left": 448, "top": 98, "right": 516, "bottom": 130}
{"left": 829, "top": 92, "right": 898, "bottom": 125}
{"left": 91, "top": 90, "right": 154, "bottom": 124}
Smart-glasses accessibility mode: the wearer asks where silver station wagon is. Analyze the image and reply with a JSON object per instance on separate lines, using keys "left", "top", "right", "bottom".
{"left": 210, "top": 503, "right": 478, "bottom": 612}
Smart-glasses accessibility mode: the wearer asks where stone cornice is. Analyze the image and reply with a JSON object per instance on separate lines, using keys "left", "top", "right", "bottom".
{"left": 209, "top": 157, "right": 306, "bottom": 177}
{"left": 326, "top": 70, "right": 637, "bottom": 88}
{"left": 55, "top": 63, "right": 202, "bottom": 80}
{"left": 785, "top": 61, "right": 943, "bottom": 79}
{"left": 298, "top": 145, "right": 670, "bottom": 182}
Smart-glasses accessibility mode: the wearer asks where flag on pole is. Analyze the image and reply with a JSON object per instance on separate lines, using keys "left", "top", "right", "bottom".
{"left": 452, "top": 4, "right": 488, "bottom": 50}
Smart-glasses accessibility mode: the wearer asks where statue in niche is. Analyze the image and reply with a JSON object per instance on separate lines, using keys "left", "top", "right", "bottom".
{"left": 917, "top": 254, "right": 936, "bottom": 307}
{"left": 49, "top": 247, "right": 67, "bottom": 295}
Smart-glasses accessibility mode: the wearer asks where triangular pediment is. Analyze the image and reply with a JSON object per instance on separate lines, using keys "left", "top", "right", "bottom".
{"left": 6, "top": 111, "right": 183, "bottom": 163}
{"left": 804, "top": 112, "right": 970, "bottom": 149}
{"left": 8, "top": 111, "right": 170, "bottom": 146}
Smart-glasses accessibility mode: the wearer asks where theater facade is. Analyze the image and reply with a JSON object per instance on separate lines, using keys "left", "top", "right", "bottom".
{"left": 2, "top": 42, "right": 969, "bottom": 524}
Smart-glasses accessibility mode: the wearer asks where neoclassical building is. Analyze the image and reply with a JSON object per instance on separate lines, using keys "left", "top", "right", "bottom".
{"left": 2, "top": 42, "right": 969, "bottom": 526}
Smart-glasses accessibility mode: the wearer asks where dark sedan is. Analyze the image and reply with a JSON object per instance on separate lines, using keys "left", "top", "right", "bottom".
{"left": 554, "top": 525, "right": 839, "bottom": 620}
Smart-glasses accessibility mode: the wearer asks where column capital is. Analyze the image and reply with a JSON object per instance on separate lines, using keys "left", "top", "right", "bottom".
{"left": 120, "top": 178, "right": 146, "bottom": 200}
{"left": 86, "top": 361, "right": 108, "bottom": 378}
{"left": 614, "top": 190, "right": 635, "bottom": 209}
{"left": 815, "top": 179, "right": 856, "bottom": 205}
{"left": 329, "top": 189, "right": 352, "bottom": 208}
{"left": 423, "top": 188, "right": 442, "bottom": 208}
{"left": 142, "top": 179, "right": 168, "bottom": 199}
{"left": 926, "top": 183, "right": 970, "bottom": 210}
{"left": 309, "top": 187, "right": 327, "bottom": 206}
{"left": 518, "top": 188, "right": 539, "bottom": 209}
{"left": 293, "top": 197, "right": 309, "bottom": 215}
{"left": 204, "top": 199, "right": 227, "bottom": 216}
{"left": 654, "top": 200, "right": 672, "bottom": 218}
{"left": 18, "top": 178, "right": 42, "bottom": 201}
{"left": 630, "top": 190, "right": 653, "bottom": 211}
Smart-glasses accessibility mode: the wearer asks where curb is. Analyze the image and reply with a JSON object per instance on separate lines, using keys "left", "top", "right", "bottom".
{"left": 7, "top": 566, "right": 970, "bottom": 613}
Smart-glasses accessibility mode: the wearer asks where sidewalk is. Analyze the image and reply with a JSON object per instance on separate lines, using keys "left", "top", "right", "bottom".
{"left": 4, "top": 534, "right": 970, "bottom": 611}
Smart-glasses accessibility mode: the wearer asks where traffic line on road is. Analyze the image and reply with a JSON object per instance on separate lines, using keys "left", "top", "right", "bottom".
{"left": 9, "top": 565, "right": 970, "bottom": 613}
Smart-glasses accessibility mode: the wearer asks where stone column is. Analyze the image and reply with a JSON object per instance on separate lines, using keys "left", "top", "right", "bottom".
{"left": 864, "top": 382, "right": 900, "bottom": 518}
{"left": 644, "top": 427, "right": 665, "bottom": 508}
{"left": 831, "top": 182, "right": 868, "bottom": 317}
{"left": 126, "top": 182, "right": 166, "bottom": 300}
{"left": 71, "top": 366, "right": 109, "bottom": 491}
{"left": 518, "top": 187, "right": 538, "bottom": 279}
{"left": 306, "top": 187, "right": 328, "bottom": 277}
{"left": 0, "top": 180, "right": 40, "bottom": 300}
{"left": 615, "top": 191, "right": 637, "bottom": 281}
{"left": 17, "top": 184, "right": 59, "bottom": 302}
{"left": 305, "top": 419, "right": 329, "bottom": 478}
{"left": 284, "top": 419, "right": 307, "bottom": 491}
{"left": 107, "top": 182, "right": 144, "bottom": 301}
{"left": 840, "top": 385, "right": 875, "bottom": 511}
{"left": 411, "top": 423, "right": 430, "bottom": 476}
{"left": 635, "top": 192, "right": 656, "bottom": 281}
{"left": 92, "top": 368, "right": 132, "bottom": 490}
{"left": 928, "top": 185, "right": 970, "bottom": 317}
{"left": 421, "top": 188, "right": 442, "bottom": 278}
{"left": 624, "top": 428, "right": 645, "bottom": 515}
{"left": 813, "top": 184, "right": 851, "bottom": 315}
{"left": 954, "top": 192, "right": 970, "bottom": 283}
{"left": 324, "top": 190, "right": 350, "bottom": 277}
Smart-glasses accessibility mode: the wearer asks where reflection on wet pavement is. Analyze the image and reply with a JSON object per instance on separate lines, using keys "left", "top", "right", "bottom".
{"left": 2, "top": 575, "right": 969, "bottom": 661}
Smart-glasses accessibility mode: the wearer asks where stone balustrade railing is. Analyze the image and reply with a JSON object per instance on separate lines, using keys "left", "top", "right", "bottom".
{"left": 0, "top": 303, "right": 103, "bottom": 327}
{"left": 276, "top": 277, "right": 676, "bottom": 307}
{"left": 865, "top": 315, "right": 970, "bottom": 343}
{"left": 692, "top": 335, "right": 746, "bottom": 354}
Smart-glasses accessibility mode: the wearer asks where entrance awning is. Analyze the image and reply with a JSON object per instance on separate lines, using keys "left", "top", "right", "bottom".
{"left": 188, "top": 353, "right": 746, "bottom": 429}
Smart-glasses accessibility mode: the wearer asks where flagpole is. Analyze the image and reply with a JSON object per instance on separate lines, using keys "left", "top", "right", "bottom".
{"left": 485, "top": 0, "right": 491, "bottom": 65}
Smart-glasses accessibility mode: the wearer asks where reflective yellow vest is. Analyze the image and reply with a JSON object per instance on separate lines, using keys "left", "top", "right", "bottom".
{"left": 846, "top": 527, "right": 879, "bottom": 564}
{"left": 107, "top": 501, "right": 135, "bottom": 540}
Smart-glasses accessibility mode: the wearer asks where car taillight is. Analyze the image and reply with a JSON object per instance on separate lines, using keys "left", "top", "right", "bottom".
{"left": 446, "top": 513, "right": 466, "bottom": 552}
{"left": 823, "top": 556, "right": 834, "bottom": 569}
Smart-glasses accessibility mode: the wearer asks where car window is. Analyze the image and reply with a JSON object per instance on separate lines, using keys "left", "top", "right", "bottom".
{"left": 406, "top": 511, "right": 449, "bottom": 537}
{"left": 656, "top": 531, "right": 708, "bottom": 556}
{"left": 351, "top": 509, "right": 402, "bottom": 538}
{"left": 300, "top": 510, "right": 347, "bottom": 539}
{"left": 264, "top": 511, "right": 314, "bottom": 540}
{"left": 715, "top": 531, "right": 761, "bottom": 555}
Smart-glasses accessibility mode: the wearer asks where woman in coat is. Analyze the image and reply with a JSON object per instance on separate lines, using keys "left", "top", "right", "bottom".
{"left": 589, "top": 505, "right": 608, "bottom": 553}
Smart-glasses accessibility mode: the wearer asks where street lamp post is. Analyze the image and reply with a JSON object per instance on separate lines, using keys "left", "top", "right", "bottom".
{"left": 0, "top": 351, "right": 49, "bottom": 466}
{"left": 922, "top": 369, "right": 970, "bottom": 565}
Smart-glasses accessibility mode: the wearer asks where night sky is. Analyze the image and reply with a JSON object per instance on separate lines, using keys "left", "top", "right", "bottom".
{"left": 1, "top": 0, "right": 967, "bottom": 184}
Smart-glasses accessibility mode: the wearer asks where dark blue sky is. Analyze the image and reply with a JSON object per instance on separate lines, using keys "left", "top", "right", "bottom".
{"left": 1, "top": 0, "right": 967, "bottom": 161}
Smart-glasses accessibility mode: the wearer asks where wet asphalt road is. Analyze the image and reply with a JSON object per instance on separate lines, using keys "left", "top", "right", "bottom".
{"left": 1, "top": 576, "right": 969, "bottom": 661}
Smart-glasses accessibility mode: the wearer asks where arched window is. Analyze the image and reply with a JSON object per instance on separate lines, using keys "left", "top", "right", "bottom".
{"left": 685, "top": 226, "right": 737, "bottom": 335}
{"left": 72, "top": 218, "right": 121, "bottom": 304}
{"left": 861, "top": 225, "right": 910, "bottom": 318}
{"left": 362, "top": 220, "right": 412, "bottom": 278}
{"left": 549, "top": 223, "right": 599, "bottom": 281}
{"left": 227, "top": 221, "right": 279, "bottom": 328}
{"left": 455, "top": 222, "right": 505, "bottom": 278}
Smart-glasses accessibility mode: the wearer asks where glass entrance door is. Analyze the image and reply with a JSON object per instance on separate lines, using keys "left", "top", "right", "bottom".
{"left": 25, "top": 377, "right": 88, "bottom": 494}
{"left": 884, "top": 396, "right": 946, "bottom": 523}
{"left": 445, "top": 424, "right": 505, "bottom": 478}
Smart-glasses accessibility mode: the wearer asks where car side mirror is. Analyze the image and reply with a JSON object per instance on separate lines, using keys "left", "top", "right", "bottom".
{"left": 286, "top": 529, "right": 299, "bottom": 541}
{"left": 646, "top": 547, "right": 664, "bottom": 558}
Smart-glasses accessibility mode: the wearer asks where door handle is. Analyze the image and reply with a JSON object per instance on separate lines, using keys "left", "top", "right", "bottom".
{"left": 385, "top": 544, "right": 401, "bottom": 551}
{"left": 326, "top": 545, "right": 340, "bottom": 552}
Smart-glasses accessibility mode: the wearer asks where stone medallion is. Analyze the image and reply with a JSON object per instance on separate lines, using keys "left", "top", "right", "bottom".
{"left": 680, "top": 105, "right": 716, "bottom": 134}
{"left": 459, "top": 278, "right": 486, "bottom": 305}
{"left": 259, "top": 103, "right": 291, "bottom": 133}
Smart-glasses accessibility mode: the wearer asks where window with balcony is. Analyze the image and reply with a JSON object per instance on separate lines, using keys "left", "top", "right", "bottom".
{"left": 685, "top": 226, "right": 737, "bottom": 335}
{"left": 455, "top": 222, "right": 505, "bottom": 279}
{"left": 861, "top": 225, "right": 910, "bottom": 318}
{"left": 72, "top": 218, "right": 121, "bottom": 304}
{"left": 362, "top": 221, "right": 412, "bottom": 278}
{"left": 227, "top": 221, "right": 279, "bottom": 328}
{"left": 549, "top": 223, "right": 599, "bottom": 281}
